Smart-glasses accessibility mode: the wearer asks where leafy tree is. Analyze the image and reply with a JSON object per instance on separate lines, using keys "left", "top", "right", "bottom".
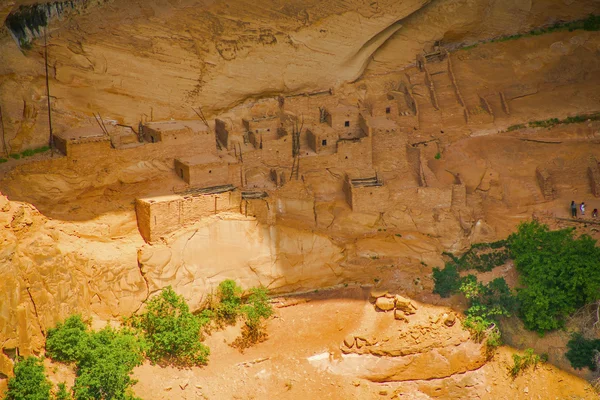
{"left": 566, "top": 332, "right": 600, "bottom": 371}
{"left": 5, "top": 356, "right": 52, "bottom": 400}
{"left": 508, "top": 221, "right": 600, "bottom": 333}
{"left": 46, "top": 315, "right": 88, "bottom": 362}
{"left": 128, "top": 286, "right": 209, "bottom": 367}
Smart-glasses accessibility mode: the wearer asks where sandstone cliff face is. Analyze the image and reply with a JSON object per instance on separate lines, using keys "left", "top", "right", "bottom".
{"left": 1, "top": 0, "right": 598, "bottom": 153}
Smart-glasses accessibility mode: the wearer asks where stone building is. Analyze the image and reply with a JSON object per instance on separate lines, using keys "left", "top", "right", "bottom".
{"left": 343, "top": 174, "right": 389, "bottom": 213}
{"left": 143, "top": 120, "right": 216, "bottom": 153}
{"left": 174, "top": 154, "right": 240, "bottom": 188}
{"left": 53, "top": 126, "right": 111, "bottom": 159}
{"left": 306, "top": 126, "right": 338, "bottom": 154}
{"left": 136, "top": 189, "right": 241, "bottom": 242}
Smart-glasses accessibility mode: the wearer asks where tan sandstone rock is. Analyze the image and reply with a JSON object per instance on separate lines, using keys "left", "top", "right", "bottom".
{"left": 394, "top": 295, "right": 417, "bottom": 315}
{"left": 375, "top": 297, "right": 395, "bottom": 312}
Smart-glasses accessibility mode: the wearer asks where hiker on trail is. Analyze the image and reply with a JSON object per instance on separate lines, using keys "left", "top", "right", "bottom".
{"left": 571, "top": 201, "right": 577, "bottom": 218}
{"left": 593, "top": 209, "right": 598, "bottom": 218}
{"left": 580, "top": 202, "right": 586, "bottom": 216}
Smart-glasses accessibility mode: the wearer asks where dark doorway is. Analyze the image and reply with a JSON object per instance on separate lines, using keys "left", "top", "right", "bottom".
{"left": 322, "top": 139, "right": 327, "bottom": 146}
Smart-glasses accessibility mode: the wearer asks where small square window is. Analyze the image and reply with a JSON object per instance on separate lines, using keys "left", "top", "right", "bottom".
{"left": 386, "top": 107, "right": 391, "bottom": 114}
{"left": 322, "top": 139, "right": 327, "bottom": 146}
{"left": 344, "top": 121, "right": 350, "bottom": 127}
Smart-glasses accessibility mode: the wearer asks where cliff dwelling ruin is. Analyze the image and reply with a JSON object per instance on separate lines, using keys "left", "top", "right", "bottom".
{"left": 1, "top": 0, "right": 600, "bottom": 399}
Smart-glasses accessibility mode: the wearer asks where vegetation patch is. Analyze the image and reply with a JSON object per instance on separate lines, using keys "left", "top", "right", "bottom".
{"left": 504, "top": 113, "right": 600, "bottom": 133}
{"left": 458, "top": 14, "right": 600, "bottom": 51}
{"left": 508, "top": 221, "right": 600, "bottom": 333}
{"left": 234, "top": 287, "right": 274, "bottom": 350}
{"left": 460, "top": 276, "right": 516, "bottom": 348}
{"left": 566, "top": 332, "right": 600, "bottom": 371}
{"left": 432, "top": 263, "right": 461, "bottom": 298}
{"left": 127, "top": 286, "right": 210, "bottom": 367}
{"left": 5, "top": 356, "right": 52, "bottom": 400}
{"left": 509, "top": 348, "right": 547, "bottom": 378}
{"left": 46, "top": 315, "right": 145, "bottom": 400}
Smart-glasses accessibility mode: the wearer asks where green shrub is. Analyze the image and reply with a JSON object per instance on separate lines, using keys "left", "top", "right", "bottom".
{"left": 55, "top": 383, "right": 71, "bottom": 400}
{"left": 214, "top": 279, "right": 243, "bottom": 324}
{"left": 566, "top": 332, "right": 600, "bottom": 370}
{"left": 234, "top": 287, "right": 273, "bottom": 349}
{"left": 509, "top": 348, "right": 546, "bottom": 378}
{"left": 46, "top": 315, "right": 88, "bottom": 362}
{"left": 72, "top": 327, "right": 144, "bottom": 400}
{"left": 432, "top": 264, "right": 461, "bottom": 298}
{"left": 5, "top": 356, "right": 52, "bottom": 400}
{"left": 128, "top": 286, "right": 209, "bottom": 367}
{"left": 46, "top": 316, "right": 145, "bottom": 400}
{"left": 434, "top": 152, "right": 441, "bottom": 160}
{"left": 506, "top": 124, "right": 526, "bottom": 132}
{"left": 9, "top": 153, "right": 20, "bottom": 160}
{"left": 508, "top": 221, "right": 600, "bottom": 333}
{"left": 583, "top": 14, "right": 600, "bottom": 31}
{"left": 0, "top": 158, "right": 7, "bottom": 163}
{"left": 460, "top": 276, "right": 515, "bottom": 348}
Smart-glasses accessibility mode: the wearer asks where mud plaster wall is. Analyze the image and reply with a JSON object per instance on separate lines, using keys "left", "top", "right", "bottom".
{"left": 176, "top": 161, "right": 231, "bottom": 187}
{"left": 243, "top": 198, "right": 276, "bottom": 225}
{"left": 327, "top": 109, "right": 362, "bottom": 139}
{"left": 136, "top": 191, "right": 242, "bottom": 242}
{"left": 66, "top": 139, "right": 113, "bottom": 161}
{"left": 337, "top": 137, "right": 373, "bottom": 172}
{"left": 306, "top": 128, "right": 338, "bottom": 154}
{"left": 243, "top": 137, "right": 293, "bottom": 168}
{"left": 394, "top": 187, "right": 453, "bottom": 209}
{"left": 347, "top": 184, "right": 390, "bottom": 213}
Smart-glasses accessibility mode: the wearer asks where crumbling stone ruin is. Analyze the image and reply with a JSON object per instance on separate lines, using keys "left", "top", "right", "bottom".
{"left": 535, "top": 166, "right": 555, "bottom": 200}
{"left": 588, "top": 157, "right": 600, "bottom": 197}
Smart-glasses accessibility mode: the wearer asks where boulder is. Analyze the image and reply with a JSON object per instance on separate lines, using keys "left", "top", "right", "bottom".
{"left": 394, "top": 309, "right": 408, "bottom": 322}
{"left": 369, "top": 289, "right": 388, "bottom": 300}
{"left": 375, "top": 297, "right": 395, "bottom": 311}
{"left": 343, "top": 335, "right": 355, "bottom": 348}
{"left": 442, "top": 313, "right": 456, "bottom": 327}
{"left": 394, "top": 295, "right": 417, "bottom": 315}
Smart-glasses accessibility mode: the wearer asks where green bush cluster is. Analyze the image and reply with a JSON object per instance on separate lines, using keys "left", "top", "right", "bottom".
{"left": 566, "top": 333, "right": 600, "bottom": 371}
{"left": 46, "top": 315, "right": 144, "bottom": 400}
{"left": 5, "top": 356, "right": 52, "bottom": 400}
{"left": 509, "top": 348, "right": 547, "bottom": 378}
{"left": 16, "top": 282, "right": 273, "bottom": 399}
{"left": 508, "top": 221, "right": 600, "bottom": 333}
{"left": 440, "top": 240, "right": 509, "bottom": 275}
{"left": 127, "top": 286, "right": 209, "bottom": 367}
